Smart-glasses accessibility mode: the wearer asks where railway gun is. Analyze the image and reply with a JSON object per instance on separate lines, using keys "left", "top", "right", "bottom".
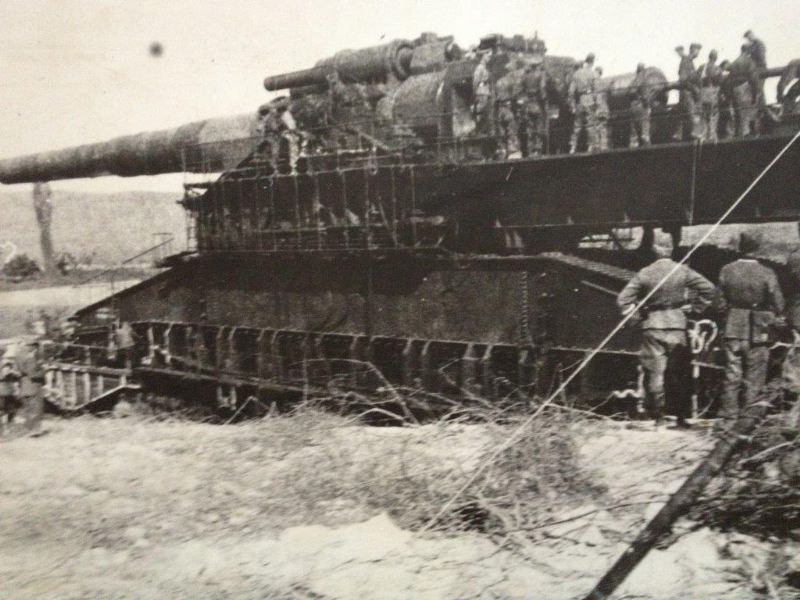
{"left": 2, "top": 32, "right": 799, "bottom": 415}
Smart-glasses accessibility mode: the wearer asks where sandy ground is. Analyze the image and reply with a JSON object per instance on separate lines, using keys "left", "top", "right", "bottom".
{"left": 0, "top": 415, "right": 791, "bottom": 599}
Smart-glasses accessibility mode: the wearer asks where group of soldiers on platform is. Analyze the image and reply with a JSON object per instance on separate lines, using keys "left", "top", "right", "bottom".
{"left": 677, "top": 30, "right": 770, "bottom": 143}
{"left": 251, "top": 29, "right": 796, "bottom": 172}
{"left": 617, "top": 230, "right": 800, "bottom": 430}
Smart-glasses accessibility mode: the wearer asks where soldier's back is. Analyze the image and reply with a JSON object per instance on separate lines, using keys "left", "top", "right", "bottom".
{"left": 719, "top": 259, "right": 776, "bottom": 307}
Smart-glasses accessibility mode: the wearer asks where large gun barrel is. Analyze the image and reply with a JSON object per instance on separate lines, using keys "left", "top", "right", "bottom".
{"left": 0, "top": 113, "right": 258, "bottom": 185}
{"left": 263, "top": 39, "right": 420, "bottom": 91}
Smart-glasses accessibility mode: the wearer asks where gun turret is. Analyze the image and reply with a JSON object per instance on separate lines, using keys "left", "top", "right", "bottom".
{"left": 0, "top": 113, "right": 258, "bottom": 185}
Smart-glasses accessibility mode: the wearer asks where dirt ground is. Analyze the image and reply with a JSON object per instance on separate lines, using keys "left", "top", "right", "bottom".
{"left": 2, "top": 411, "right": 795, "bottom": 600}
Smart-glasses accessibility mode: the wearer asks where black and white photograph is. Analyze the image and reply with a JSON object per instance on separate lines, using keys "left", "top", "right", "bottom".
{"left": 1, "top": 1, "right": 800, "bottom": 597}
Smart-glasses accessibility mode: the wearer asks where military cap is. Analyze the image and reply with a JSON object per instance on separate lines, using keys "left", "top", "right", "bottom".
{"left": 709, "top": 49, "right": 718, "bottom": 59}
{"left": 738, "top": 231, "right": 762, "bottom": 255}
{"left": 585, "top": 53, "right": 595, "bottom": 63}
{"left": 636, "top": 62, "right": 646, "bottom": 72}
{"left": 689, "top": 43, "right": 702, "bottom": 51}
{"left": 744, "top": 29, "right": 754, "bottom": 37}
{"left": 675, "top": 45, "right": 685, "bottom": 53}
{"left": 257, "top": 103, "right": 271, "bottom": 116}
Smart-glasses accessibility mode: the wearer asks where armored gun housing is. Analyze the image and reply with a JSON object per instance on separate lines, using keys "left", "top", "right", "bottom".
{"left": 3, "top": 31, "right": 800, "bottom": 416}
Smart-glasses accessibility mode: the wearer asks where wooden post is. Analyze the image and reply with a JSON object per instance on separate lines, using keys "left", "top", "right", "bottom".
{"left": 582, "top": 408, "right": 768, "bottom": 600}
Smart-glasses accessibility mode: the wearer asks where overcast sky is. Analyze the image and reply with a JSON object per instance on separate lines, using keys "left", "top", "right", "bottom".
{"left": 1, "top": 0, "right": 798, "bottom": 194}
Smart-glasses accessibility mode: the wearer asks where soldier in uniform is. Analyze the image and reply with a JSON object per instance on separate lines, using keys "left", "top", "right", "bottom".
{"left": 677, "top": 44, "right": 702, "bottom": 141}
{"left": 697, "top": 50, "right": 722, "bottom": 142}
{"left": 472, "top": 53, "right": 493, "bottom": 136}
{"left": 519, "top": 54, "right": 548, "bottom": 156}
{"left": 593, "top": 66, "right": 610, "bottom": 151}
{"left": 718, "top": 60, "right": 735, "bottom": 139}
{"left": 0, "top": 342, "right": 22, "bottom": 433}
{"left": 256, "top": 97, "right": 300, "bottom": 174}
{"left": 568, "top": 53, "right": 598, "bottom": 153}
{"left": 628, "top": 64, "right": 652, "bottom": 148}
{"left": 617, "top": 245, "right": 716, "bottom": 427}
{"left": 717, "top": 232, "right": 785, "bottom": 423}
{"left": 744, "top": 30, "right": 768, "bottom": 117}
{"left": 495, "top": 60, "right": 525, "bottom": 159}
{"left": 728, "top": 45, "right": 760, "bottom": 137}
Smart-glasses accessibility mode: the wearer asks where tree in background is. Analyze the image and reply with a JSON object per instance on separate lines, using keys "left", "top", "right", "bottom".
{"left": 32, "top": 182, "right": 54, "bottom": 274}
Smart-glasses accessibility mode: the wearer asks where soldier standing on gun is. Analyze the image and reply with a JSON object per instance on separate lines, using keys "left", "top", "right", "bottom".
{"left": 617, "top": 244, "right": 716, "bottom": 428}
{"left": 677, "top": 44, "right": 702, "bottom": 141}
{"left": 718, "top": 60, "right": 735, "bottom": 139}
{"left": 594, "top": 66, "right": 610, "bottom": 151}
{"left": 628, "top": 64, "right": 652, "bottom": 148}
{"left": 568, "top": 53, "right": 598, "bottom": 153}
{"left": 520, "top": 54, "right": 548, "bottom": 156}
{"left": 697, "top": 50, "right": 722, "bottom": 142}
{"left": 717, "top": 232, "right": 785, "bottom": 424}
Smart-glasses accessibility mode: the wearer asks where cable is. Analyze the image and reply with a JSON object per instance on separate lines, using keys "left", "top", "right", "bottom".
{"left": 421, "top": 127, "right": 800, "bottom": 532}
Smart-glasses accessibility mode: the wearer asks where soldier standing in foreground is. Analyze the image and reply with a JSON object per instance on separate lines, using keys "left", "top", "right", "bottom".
{"left": 677, "top": 43, "right": 702, "bottom": 141}
{"left": 628, "top": 63, "right": 652, "bottom": 148}
{"left": 568, "top": 53, "right": 598, "bottom": 153}
{"left": 697, "top": 50, "right": 722, "bottom": 142}
{"left": 617, "top": 244, "right": 716, "bottom": 427}
{"left": 717, "top": 233, "right": 785, "bottom": 423}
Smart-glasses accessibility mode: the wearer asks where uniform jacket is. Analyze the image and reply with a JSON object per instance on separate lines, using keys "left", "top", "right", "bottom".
{"left": 678, "top": 56, "right": 699, "bottom": 97}
{"left": 568, "top": 66, "right": 596, "bottom": 108}
{"left": 718, "top": 258, "right": 785, "bottom": 341}
{"left": 628, "top": 72, "right": 653, "bottom": 107}
{"left": 522, "top": 68, "right": 547, "bottom": 112}
{"left": 617, "top": 258, "right": 716, "bottom": 330}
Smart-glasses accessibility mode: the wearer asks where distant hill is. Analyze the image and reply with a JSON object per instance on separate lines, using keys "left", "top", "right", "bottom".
{"left": 0, "top": 190, "right": 186, "bottom": 265}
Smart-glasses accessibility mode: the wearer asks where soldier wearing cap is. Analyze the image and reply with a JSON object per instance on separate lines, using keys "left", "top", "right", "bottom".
{"left": 677, "top": 43, "right": 702, "bottom": 141}
{"left": 520, "top": 54, "right": 548, "bottom": 156}
{"left": 628, "top": 63, "right": 652, "bottom": 147}
{"left": 568, "top": 53, "right": 598, "bottom": 153}
{"left": 617, "top": 244, "right": 716, "bottom": 427}
{"left": 697, "top": 50, "right": 722, "bottom": 142}
{"left": 717, "top": 232, "right": 785, "bottom": 422}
